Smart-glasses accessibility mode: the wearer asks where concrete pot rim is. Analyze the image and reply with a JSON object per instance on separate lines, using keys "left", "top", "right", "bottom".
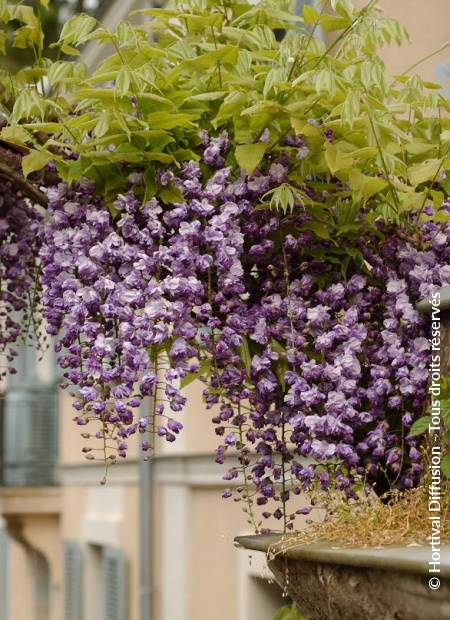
{"left": 235, "top": 534, "right": 450, "bottom": 578}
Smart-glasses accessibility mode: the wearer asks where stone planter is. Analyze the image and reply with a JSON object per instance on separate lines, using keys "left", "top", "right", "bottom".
{"left": 235, "top": 534, "right": 450, "bottom": 620}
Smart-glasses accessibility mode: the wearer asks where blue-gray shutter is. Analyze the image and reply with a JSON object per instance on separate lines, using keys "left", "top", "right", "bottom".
{"left": 63, "top": 541, "right": 83, "bottom": 620}
{"left": 3, "top": 386, "right": 57, "bottom": 486}
{"left": 103, "top": 548, "right": 127, "bottom": 620}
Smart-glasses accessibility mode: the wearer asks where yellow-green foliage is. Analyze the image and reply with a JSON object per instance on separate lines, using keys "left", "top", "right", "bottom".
{"left": 1, "top": 0, "right": 449, "bottom": 232}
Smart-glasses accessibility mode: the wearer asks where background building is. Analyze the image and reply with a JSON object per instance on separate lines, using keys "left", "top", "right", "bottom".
{"left": 0, "top": 1, "right": 449, "bottom": 619}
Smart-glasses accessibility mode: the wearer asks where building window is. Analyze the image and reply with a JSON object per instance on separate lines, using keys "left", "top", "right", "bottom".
{"left": 64, "top": 541, "right": 83, "bottom": 620}
{"left": 2, "top": 385, "right": 58, "bottom": 486}
{"left": 1, "top": 340, "right": 58, "bottom": 487}
{"left": 103, "top": 548, "right": 127, "bottom": 620}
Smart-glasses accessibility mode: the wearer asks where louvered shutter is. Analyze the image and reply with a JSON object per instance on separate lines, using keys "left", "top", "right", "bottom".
{"left": 64, "top": 541, "right": 83, "bottom": 620}
{"left": 3, "top": 386, "right": 57, "bottom": 486}
{"left": 103, "top": 548, "right": 127, "bottom": 620}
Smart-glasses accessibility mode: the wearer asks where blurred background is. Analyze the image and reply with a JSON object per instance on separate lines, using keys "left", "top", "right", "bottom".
{"left": 0, "top": 2, "right": 449, "bottom": 620}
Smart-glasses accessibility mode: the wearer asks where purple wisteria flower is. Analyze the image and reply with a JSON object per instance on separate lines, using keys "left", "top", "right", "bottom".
{"left": 33, "top": 134, "right": 450, "bottom": 529}
{"left": 0, "top": 178, "right": 43, "bottom": 376}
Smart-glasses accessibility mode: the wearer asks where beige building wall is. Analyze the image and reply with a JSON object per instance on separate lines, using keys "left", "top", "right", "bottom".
{"left": 356, "top": 0, "right": 450, "bottom": 88}
{"left": 8, "top": 541, "right": 32, "bottom": 620}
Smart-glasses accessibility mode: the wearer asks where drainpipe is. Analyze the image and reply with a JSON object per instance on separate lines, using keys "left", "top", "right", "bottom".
{"left": 0, "top": 517, "right": 9, "bottom": 620}
{"left": 139, "top": 397, "right": 153, "bottom": 620}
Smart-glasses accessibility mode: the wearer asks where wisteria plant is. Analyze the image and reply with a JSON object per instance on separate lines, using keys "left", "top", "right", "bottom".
{"left": 1, "top": 0, "right": 450, "bottom": 534}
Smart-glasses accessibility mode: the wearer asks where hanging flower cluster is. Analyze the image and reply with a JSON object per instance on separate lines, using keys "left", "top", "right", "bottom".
{"left": 211, "top": 210, "right": 450, "bottom": 527}
{"left": 0, "top": 176, "right": 43, "bottom": 378}
{"left": 36, "top": 132, "right": 450, "bottom": 527}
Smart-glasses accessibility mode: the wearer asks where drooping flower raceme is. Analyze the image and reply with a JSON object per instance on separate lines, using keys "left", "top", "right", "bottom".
{"left": 0, "top": 177, "right": 43, "bottom": 377}
{"left": 37, "top": 134, "right": 450, "bottom": 528}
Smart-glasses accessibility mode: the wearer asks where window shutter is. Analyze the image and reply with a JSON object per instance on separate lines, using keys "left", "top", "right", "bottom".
{"left": 3, "top": 386, "right": 57, "bottom": 486}
{"left": 63, "top": 541, "right": 83, "bottom": 620}
{"left": 103, "top": 548, "right": 127, "bottom": 620}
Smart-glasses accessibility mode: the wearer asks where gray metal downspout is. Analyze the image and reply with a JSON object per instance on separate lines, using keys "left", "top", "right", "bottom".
{"left": 0, "top": 518, "right": 9, "bottom": 620}
{"left": 139, "top": 398, "right": 153, "bottom": 620}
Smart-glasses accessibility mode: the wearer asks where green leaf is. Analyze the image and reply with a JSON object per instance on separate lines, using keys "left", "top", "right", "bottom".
{"left": 331, "top": 0, "right": 355, "bottom": 18}
{"left": 182, "top": 45, "right": 239, "bottom": 71}
{"left": 275, "top": 358, "right": 287, "bottom": 392}
{"left": 263, "top": 183, "right": 302, "bottom": 213}
{"left": 48, "top": 61, "right": 74, "bottom": 86}
{"left": 185, "top": 91, "right": 227, "bottom": 102}
{"left": 60, "top": 42, "right": 81, "bottom": 56}
{"left": 320, "top": 14, "right": 351, "bottom": 32}
{"left": 441, "top": 400, "right": 450, "bottom": 428}
{"left": 1, "top": 126, "right": 30, "bottom": 144}
{"left": 409, "top": 416, "right": 431, "bottom": 437}
{"left": 324, "top": 142, "right": 354, "bottom": 175}
{"left": 13, "top": 25, "right": 41, "bottom": 50}
{"left": 360, "top": 61, "right": 383, "bottom": 90}
{"left": 273, "top": 603, "right": 307, "bottom": 620}
{"left": 0, "top": 30, "right": 6, "bottom": 54}
{"left": 22, "top": 150, "right": 53, "bottom": 178}
{"left": 93, "top": 113, "right": 110, "bottom": 138}
{"left": 39, "top": 0, "right": 49, "bottom": 8}
{"left": 213, "top": 92, "right": 246, "bottom": 127}
{"left": 147, "top": 112, "right": 197, "bottom": 130}
{"left": 404, "top": 142, "right": 435, "bottom": 156}
{"left": 303, "top": 5, "right": 319, "bottom": 25}
{"left": 238, "top": 336, "right": 252, "bottom": 376}
{"left": 58, "top": 13, "right": 97, "bottom": 47}
{"left": 300, "top": 221, "right": 331, "bottom": 240}
{"left": 143, "top": 168, "right": 156, "bottom": 201}
{"left": 180, "top": 359, "right": 212, "bottom": 389}
{"left": 315, "top": 69, "right": 336, "bottom": 96}
{"left": 8, "top": 5, "right": 39, "bottom": 28}
{"left": 349, "top": 169, "right": 389, "bottom": 198}
{"left": 22, "top": 122, "right": 61, "bottom": 133}
{"left": 235, "top": 142, "right": 266, "bottom": 175}
{"left": 182, "top": 13, "right": 223, "bottom": 33}
{"left": 342, "top": 90, "right": 360, "bottom": 128}
{"left": 159, "top": 185, "right": 184, "bottom": 204}
{"left": 10, "top": 88, "right": 46, "bottom": 123}
{"left": 409, "top": 159, "right": 442, "bottom": 186}
{"left": 442, "top": 454, "right": 450, "bottom": 478}
{"left": 115, "top": 67, "right": 131, "bottom": 97}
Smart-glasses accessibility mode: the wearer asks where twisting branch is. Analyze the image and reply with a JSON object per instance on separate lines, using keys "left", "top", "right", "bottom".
{"left": 0, "top": 160, "right": 48, "bottom": 207}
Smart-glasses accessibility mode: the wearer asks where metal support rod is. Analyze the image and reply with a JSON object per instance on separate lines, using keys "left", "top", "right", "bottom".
{"left": 139, "top": 397, "right": 153, "bottom": 620}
